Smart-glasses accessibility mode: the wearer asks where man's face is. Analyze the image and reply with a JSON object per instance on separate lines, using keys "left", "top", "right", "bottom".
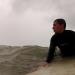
{"left": 52, "top": 22, "right": 64, "bottom": 33}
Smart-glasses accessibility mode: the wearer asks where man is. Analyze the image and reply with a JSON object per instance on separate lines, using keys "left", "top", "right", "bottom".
{"left": 45, "top": 18, "right": 75, "bottom": 65}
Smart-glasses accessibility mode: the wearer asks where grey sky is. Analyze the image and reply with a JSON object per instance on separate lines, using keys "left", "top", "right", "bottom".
{"left": 0, "top": 0, "right": 75, "bottom": 46}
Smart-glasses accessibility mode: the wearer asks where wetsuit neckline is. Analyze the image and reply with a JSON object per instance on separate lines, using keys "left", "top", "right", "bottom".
{"left": 55, "top": 30, "right": 66, "bottom": 35}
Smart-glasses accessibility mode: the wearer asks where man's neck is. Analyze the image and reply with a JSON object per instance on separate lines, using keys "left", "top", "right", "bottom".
{"left": 56, "top": 29, "right": 65, "bottom": 34}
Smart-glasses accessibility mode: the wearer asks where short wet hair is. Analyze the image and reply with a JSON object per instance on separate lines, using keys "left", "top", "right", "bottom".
{"left": 54, "top": 18, "right": 66, "bottom": 29}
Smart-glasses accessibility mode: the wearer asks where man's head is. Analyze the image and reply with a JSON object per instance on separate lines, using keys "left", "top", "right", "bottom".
{"left": 52, "top": 18, "right": 66, "bottom": 33}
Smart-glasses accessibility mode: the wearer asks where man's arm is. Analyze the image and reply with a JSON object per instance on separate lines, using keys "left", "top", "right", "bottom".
{"left": 46, "top": 36, "right": 56, "bottom": 63}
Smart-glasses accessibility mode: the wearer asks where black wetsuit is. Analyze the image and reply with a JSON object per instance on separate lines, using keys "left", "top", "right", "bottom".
{"left": 46, "top": 30, "right": 75, "bottom": 63}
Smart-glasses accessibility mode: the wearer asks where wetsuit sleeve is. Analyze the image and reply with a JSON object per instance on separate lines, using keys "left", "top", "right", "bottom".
{"left": 46, "top": 36, "right": 56, "bottom": 63}
{"left": 72, "top": 31, "right": 75, "bottom": 44}
{"left": 70, "top": 31, "right": 75, "bottom": 45}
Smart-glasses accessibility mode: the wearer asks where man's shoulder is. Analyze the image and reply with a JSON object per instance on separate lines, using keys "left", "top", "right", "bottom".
{"left": 65, "top": 30, "right": 75, "bottom": 33}
{"left": 65, "top": 30, "right": 75, "bottom": 36}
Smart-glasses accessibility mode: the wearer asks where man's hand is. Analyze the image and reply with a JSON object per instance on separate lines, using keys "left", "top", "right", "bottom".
{"left": 31, "top": 62, "right": 49, "bottom": 72}
{"left": 42, "top": 62, "right": 49, "bottom": 67}
{"left": 38, "top": 62, "right": 49, "bottom": 68}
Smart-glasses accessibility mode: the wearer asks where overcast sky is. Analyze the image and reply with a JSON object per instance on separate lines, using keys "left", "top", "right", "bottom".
{"left": 0, "top": 0, "right": 75, "bottom": 46}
